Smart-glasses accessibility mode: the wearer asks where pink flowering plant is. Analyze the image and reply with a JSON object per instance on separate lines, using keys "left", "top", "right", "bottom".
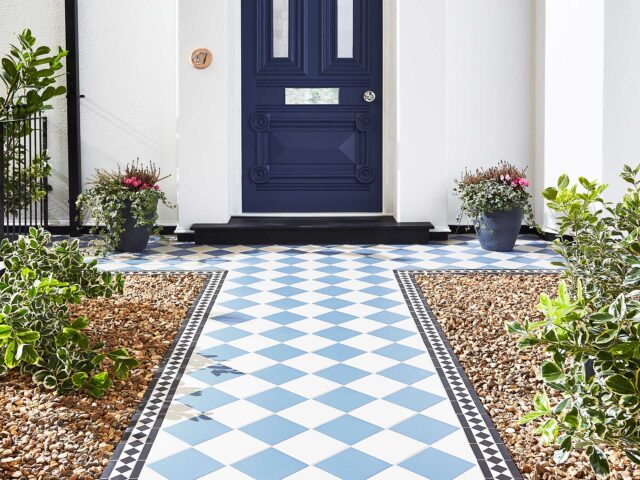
{"left": 76, "top": 160, "right": 173, "bottom": 253}
{"left": 454, "top": 161, "right": 536, "bottom": 229}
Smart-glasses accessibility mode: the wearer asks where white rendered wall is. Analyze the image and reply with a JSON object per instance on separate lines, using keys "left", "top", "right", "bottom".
{"left": 445, "top": 0, "right": 535, "bottom": 225}
{"left": 394, "top": 0, "right": 535, "bottom": 229}
{"left": 78, "top": 1, "right": 178, "bottom": 226}
{"left": 603, "top": 1, "right": 640, "bottom": 201}
{"left": 0, "top": 0, "right": 68, "bottom": 225}
{"left": 394, "top": 0, "right": 447, "bottom": 226}
{"left": 538, "top": 0, "right": 604, "bottom": 231}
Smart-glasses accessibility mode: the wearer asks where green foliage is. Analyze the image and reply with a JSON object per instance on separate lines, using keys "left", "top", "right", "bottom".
{"left": 1, "top": 29, "right": 67, "bottom": 214}
{"left": 77, "top": 160, "right": 173, "bottom": 255}
{"left": 454, "top": 161, "right": 537, "bottom": 229}
{"left": 511, "top": 164, "right": 640, "bottom": 476}
{"left": 0, "top": 228, "right": 137, "bottom": 398}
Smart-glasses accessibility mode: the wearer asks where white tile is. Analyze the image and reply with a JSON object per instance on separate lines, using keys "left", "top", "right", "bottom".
{"left": 206, "top": 399, "right": 272, "bottom": 428}
{"left": 353, "top": 430, "right": 427, "bottom": 464}
{"left": 342, "top": 353, "right": 398, "bottom": 374}
{"left": 369, "top": 466, "right": 426, "bottom": 480}
{"left": 199, "top": 466, "right": 254, "bottom": 480}
{"left": 286, "top": 318, "right": 334, "bottom": 334}
{"left": 280, "top": 374, "right": 341, "bottom": 399}
{"left": 196, "top": 430, "right": 269, "bottom": 465}
{"left": 282, "top": 353, "right": 339, "bottom": 373}
{"left": 275, "top": 430, "right": 348, "bottom": 464}
{"left": 341, "top": 318, "right": 388, "bottom": 333}
{"left": 286, "top": 334, "right": 335, "bottom": 352}
{"left": 225, "top": 353, "right": 278, "bottom": 374}
{"left": 279, "top": 400, "right": 344, "bottom": 429}
{"left": 347, "top": 374, "right": 406, "bottom": 399}
{"left": 350, "top": 400, "right": 415, "bottom": 429}
{"left": 228, "top": 334, "right": 279, "bottom": 352}
{"left": 341, "top": 334, "right": 393, "bottom": 352}
{"left": 428, "top": 429, "right": 477, "bottom": 463}
{"left": 284, "top": 466, "right": 341, "bottom": 480}
{"left": 214, "top": 375, "right": 274, "bottom": 398}
{"left": 144, "top": 430, "right": 191, "bottom": 463}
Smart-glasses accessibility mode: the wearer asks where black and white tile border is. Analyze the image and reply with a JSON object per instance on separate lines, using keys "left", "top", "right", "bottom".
{"left": 396, "top": 269, "right": 558, "bottom": 480}
{"left": 101, "top": 270, "right": 227, "bottom": 480}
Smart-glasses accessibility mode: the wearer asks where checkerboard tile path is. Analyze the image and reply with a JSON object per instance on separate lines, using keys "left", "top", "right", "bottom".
{"left": 99, "top": 235, "right": 559, "bottom": 480}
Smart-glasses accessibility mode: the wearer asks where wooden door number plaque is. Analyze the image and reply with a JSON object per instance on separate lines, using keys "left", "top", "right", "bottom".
{"left": 191, "top": 48, "right": 212, "bottom": 69}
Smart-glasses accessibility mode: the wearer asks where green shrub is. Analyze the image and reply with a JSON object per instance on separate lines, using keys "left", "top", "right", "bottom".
{"left": 0, "top": 228, "right": 137, "bottom": 398}
{"left": 510, "top": 165, "right": 640, "bottom": 476}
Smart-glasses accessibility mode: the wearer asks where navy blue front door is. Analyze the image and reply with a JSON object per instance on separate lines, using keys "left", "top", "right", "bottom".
{"left": 242, "top": 0, "right": 383, "bottom": 213}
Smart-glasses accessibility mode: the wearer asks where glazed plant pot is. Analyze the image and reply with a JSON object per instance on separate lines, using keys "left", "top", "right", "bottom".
{"left": 115, "top": 200, "right": 157, "bottom": 253}
{"left": 475, "top": 207, "right": 523, "bottom": 252}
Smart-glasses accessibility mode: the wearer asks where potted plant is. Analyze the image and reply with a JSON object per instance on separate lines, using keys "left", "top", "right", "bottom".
{"left": 77, "top": 160, "right": 173, "bottom": 253}
{"left": 455, "top": 161, "right": 536, "bottom": 251}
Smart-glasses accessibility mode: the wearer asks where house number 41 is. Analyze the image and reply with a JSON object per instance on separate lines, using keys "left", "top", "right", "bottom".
{"left": 191, "top": 48, "right": 212, "bottom": 69}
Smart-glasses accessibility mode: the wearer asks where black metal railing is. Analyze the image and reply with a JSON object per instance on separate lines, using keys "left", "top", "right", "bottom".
{"left": 0, "top": 112, "right": 49, "bottom": 241}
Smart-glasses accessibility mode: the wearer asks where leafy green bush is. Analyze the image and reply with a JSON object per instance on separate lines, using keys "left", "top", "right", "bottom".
{"left": 0, "top": 228, "right": 137, "bottom": 397}
{"left": 1, "top": 29, "right": 67, "bottom": 213}
{"left": 511, "top": 165, "right": 640, "bottom": 476}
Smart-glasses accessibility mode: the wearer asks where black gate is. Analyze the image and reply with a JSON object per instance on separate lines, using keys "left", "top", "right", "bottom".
{"left": 0, "top": 112, "right": 49, "bottom": 241}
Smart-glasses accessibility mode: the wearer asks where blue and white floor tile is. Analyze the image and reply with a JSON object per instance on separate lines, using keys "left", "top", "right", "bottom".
{"left": 98, "top": 235, "right": 559, "bottom": 480}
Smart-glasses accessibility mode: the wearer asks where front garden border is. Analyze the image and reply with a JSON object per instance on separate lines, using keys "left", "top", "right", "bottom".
{"left": 101, "top": 270, "right": 227, "bottom": 480}
{"left": 394, "top": 269, "right": 559, "bottom": 480}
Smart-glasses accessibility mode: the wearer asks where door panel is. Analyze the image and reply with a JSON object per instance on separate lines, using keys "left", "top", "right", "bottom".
{"left": 242, "top": 0, "right": 382, "bottom": 213}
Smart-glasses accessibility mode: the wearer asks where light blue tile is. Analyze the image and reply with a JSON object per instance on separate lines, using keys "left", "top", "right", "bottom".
{"left": 189, "top": 364, "right": 244, "bottom": 386}
{"left": 316, "top": 326, "right": 360, "bottom": 342}
{"left": 315, "top": 387, "right": 374, "bottom": 412}
{"left": 220, "top": 298, "right": 258, "bottom": 310}
{"left": 273, "top": 275, "right": 304, "bottom": 285}
{"left": 233, "top": 448, "right": 306, "bottom": 480}
{"left": 379, "top": 364, "right": 434, "bottom": 384}
{"left": 198, "top": 344, "right": 248, "bottom": 361}
{"left": 150, "top": 448, "right": 223, "bottom": 479}
{"left": 316, "top": 286, "right": 350, "bottom": 296}
{"left": 165, "top": 415, "right": 230, "bottom": 445}
{"left": 384, "top": 387, "right": 445, "bottom": 411}
{"left": 267, "top": 298, "right": 306, "bottom": 310}
{"left": 400, "top": 448, "right": 474, "bottom": 480}
{"left": 370, "top": 326, "right": 414, "bottom": 342}
{"left": 316, "top": 311, "right": 357, "bottom": 325}
{"left": 363, "top": 297, "right": 402, "bottom": 309}
{"left": 392, "top": 415, "right": 459, "bottom": 444}
{"left": 316, "top": 415, "right": 382, "bottom": 445}
{"left": 315, "top": 298, "right": 354, "bottom": 309}
{"left": 206, "top": 327, "right": 251, "bottom": 342}
{"left": 247, "top": 387, "right": 306, "bottom": 412}
{"left": 257, "top": 344, "right": 306, "bottom": 361}
{"left": 241, "top": 415, "right": 306, "bottom": 445}
{"left": 261, "top": 326, "right": 306, "bottom": 342}
{"left": 315, "top": 343, "right": 365, "bottom": 362}
{"left": 316, "top": 364, "right": 369, "bottom": 384}
{"left": 252, "top": 364, "right": 305, "bottom": 385}
{"left": 265, "top": 311, "right": 306, "bottom": 325}
{"left": 317, "top": 448, "right": 390, "bottom": 480}
{"left": 375, "top": 343, "right": 423, "bottom": 361}
{"left": 271, "top": 286, "right": 305, "bottom": 297}
{"left": 179, "top": 388, "right": 237, "bottom": 412}
{"left": 366, "top": 311, "right": 407, "bottom": 325}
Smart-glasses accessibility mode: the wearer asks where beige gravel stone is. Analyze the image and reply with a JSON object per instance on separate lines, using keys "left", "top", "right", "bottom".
{"left": 417, "top": 272, "right": 639, "bottom": 480}
{"left": 0, "top": 273, "right": 206, "bottom": 480}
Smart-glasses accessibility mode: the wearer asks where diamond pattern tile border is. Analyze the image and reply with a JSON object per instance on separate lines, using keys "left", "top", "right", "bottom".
{"left": 101, "top": 271, "right": 226, "bottom": 480}
{"left": 395, "top": 269, "right": 558, "bottom": 480}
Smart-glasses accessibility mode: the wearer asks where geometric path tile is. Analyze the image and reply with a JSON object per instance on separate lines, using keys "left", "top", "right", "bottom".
{"left": 97, "top": 235, "right": 558, "bottom": 480}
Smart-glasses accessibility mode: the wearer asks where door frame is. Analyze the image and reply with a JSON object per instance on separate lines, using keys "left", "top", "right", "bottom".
{"left": 230, "top": 0, "right": 397, "bottom": 217}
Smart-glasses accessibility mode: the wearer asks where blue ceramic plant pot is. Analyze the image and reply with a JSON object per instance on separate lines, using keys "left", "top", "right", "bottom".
{"left": 475, "top": 207, "right": 523, "bottom": 252}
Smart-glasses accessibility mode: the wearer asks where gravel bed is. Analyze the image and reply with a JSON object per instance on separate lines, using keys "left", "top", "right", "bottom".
{"left": 0, "top": 273, "right": 206, "bottom": 480}
{"left": 417, "top": 272, "right": 639, "bottom": 480}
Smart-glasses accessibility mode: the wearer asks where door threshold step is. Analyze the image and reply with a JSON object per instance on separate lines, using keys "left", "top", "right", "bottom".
{"left": 191, "top": 217, "right": 434, "bottom": 245}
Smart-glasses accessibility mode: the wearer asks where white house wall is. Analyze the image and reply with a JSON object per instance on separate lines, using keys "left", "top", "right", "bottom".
{"left": 77, "top": 0, "right": 178, "bottom": 226}
{"left": 0, "top": 0, "right": 68, "bottom": 226}
{"left": 604, "top": 0, "right": 640, "bottom": 201}
{"left": 3, "top": 1, "right": 640, "bottom": 230}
